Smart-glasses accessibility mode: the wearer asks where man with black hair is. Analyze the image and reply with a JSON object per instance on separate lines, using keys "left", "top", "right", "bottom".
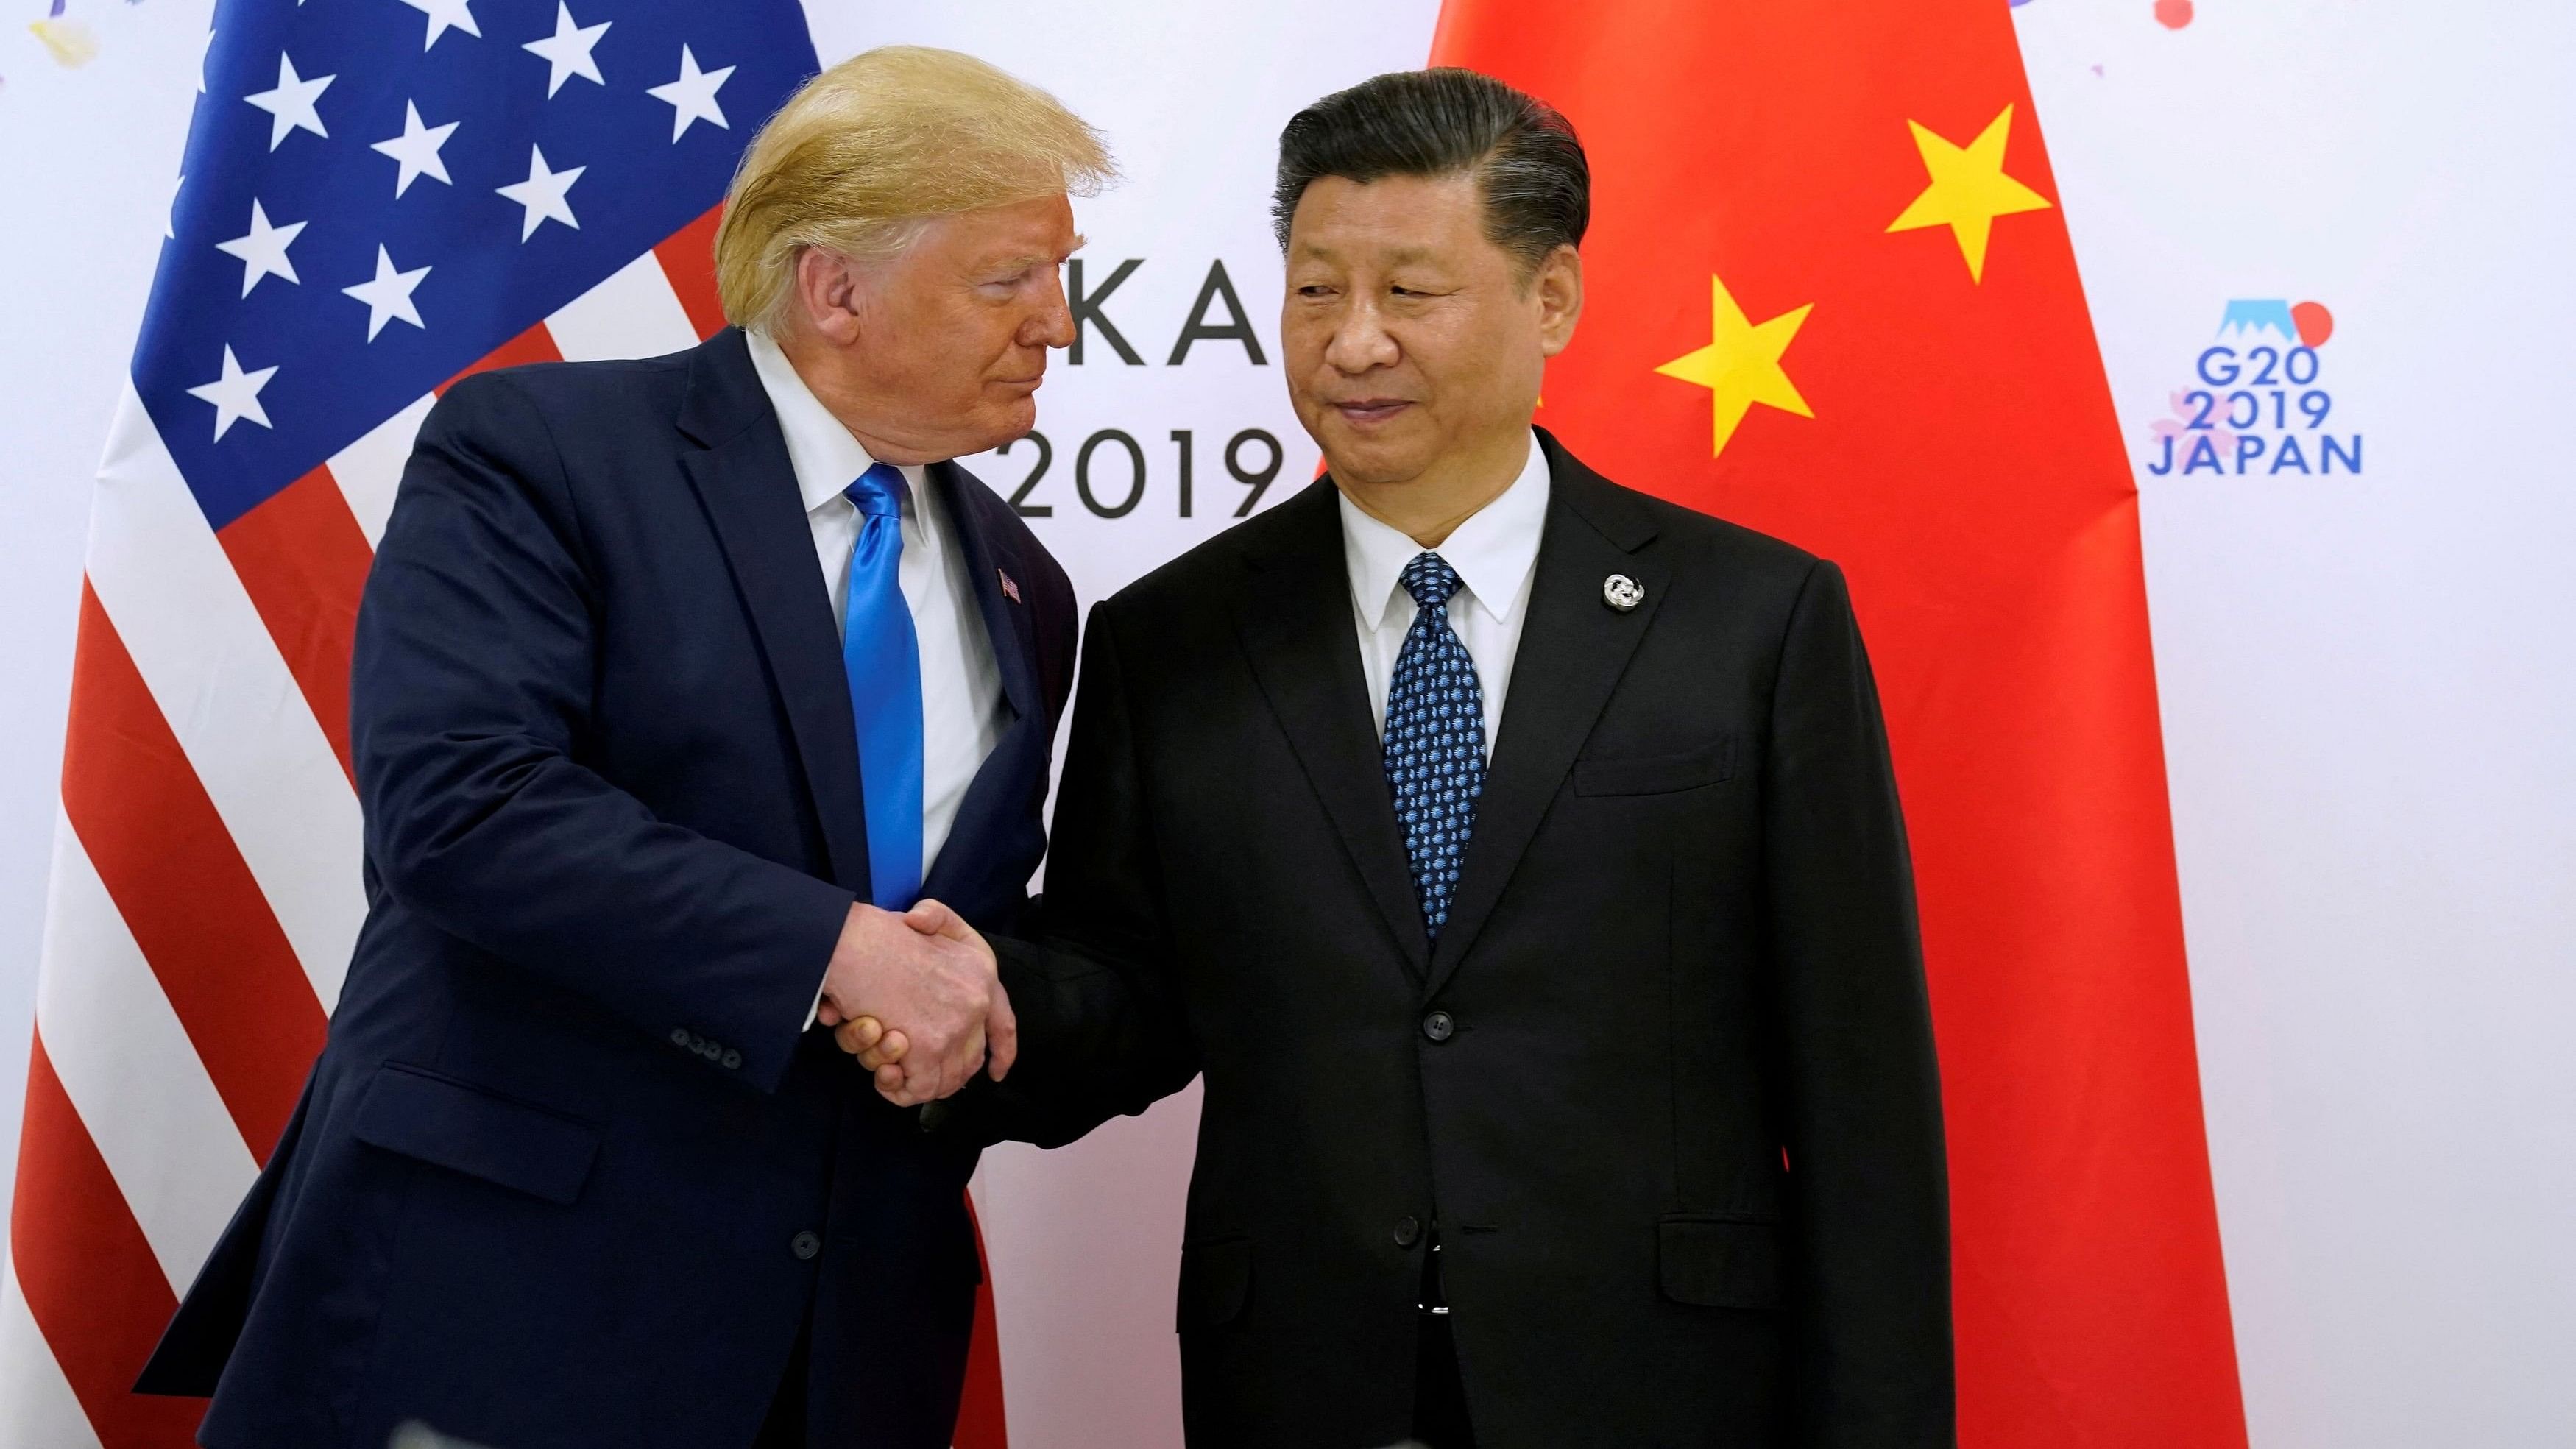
{"left": 861, "top": 67, "right": 1954, "bottom": 1448}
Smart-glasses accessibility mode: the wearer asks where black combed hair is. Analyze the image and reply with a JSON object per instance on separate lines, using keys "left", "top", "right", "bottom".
{"left": 1272, "top": 67, "right": 1589, "bottom": 272}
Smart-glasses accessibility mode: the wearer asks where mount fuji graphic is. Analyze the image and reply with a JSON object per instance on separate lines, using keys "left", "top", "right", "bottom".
{"left": 2216, "top": 299, "right": 2299, "bottom": 340}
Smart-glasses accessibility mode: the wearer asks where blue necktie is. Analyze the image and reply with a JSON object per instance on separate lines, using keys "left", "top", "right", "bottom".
{"left": 1383, "top": 552, "right": 1487, "bottom": 942}
{"left": 841, "top": 463, "right": 924, "bottom": 909}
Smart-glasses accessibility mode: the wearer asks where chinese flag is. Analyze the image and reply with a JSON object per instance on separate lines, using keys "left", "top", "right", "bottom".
{"left": 1431, "top": 2, "right": 2249, "bottom": 1444}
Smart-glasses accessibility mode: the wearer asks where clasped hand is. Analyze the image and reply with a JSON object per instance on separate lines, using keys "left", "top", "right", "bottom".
{"left": 814, "top": 899, "right": 1012, "bottom": 1107}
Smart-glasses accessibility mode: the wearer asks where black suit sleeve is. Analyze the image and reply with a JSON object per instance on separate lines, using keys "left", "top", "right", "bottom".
{"left": 963, "top": 599, "right": 1199, "bottom": 1148}
{"left": 1761, "top": 559, "right": 1956, "bottom": 1445}
{"left": 353, "top": 374, "right": 854, "bottom": 1092}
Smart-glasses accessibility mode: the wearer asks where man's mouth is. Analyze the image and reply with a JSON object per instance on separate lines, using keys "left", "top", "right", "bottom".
{"left": 1330, "top": 398, "right": 1412, "bottom": 426}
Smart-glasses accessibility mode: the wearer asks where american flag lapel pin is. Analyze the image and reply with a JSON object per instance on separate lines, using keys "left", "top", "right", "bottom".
{"left": 997, "top": 568, "right": 1022, "bottom": 604}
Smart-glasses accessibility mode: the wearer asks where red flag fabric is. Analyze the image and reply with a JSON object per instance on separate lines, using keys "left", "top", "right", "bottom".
{"left": 1430, "top": 3, "right": 2248, "bottom": 1443}
{"left": 956, "top": 1194, "right": 1011, "bottom": 1449}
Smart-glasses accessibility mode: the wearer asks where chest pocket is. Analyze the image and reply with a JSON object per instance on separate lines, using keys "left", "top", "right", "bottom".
{"left": 1573, "top": 736, "right": 1733, "bottom": 796}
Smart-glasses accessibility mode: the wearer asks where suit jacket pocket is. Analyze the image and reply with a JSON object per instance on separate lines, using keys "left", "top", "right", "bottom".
{"left": 1658, "top": 1214, "right": 1782, "bottom": 1310}
{"left": 1175, "top": 1236, "right": 1253, "bottom": 1331}
{"left": 353, "top": 1063, "right": 601, "bottom": 1205}
{"left": 1575, "top": 737, "right": 1734, "bottom": 796}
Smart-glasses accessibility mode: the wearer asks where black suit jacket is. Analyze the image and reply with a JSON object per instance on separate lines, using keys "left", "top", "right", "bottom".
{"left": 139, "top": 329, "right": 1077, "bottom": 1449}
{"left": 976, "top": 432, "right": 1952, "bottom": 1447}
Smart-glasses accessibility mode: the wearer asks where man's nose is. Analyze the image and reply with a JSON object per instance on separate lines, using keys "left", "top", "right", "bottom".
{"left": 1027, "top": 269, "right": 1077, "bottom": 350}
{"left": 1323, "top": 301, "right": 1399, "bottom": 375}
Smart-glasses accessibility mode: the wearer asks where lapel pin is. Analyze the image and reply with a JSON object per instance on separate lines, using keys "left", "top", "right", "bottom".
{"left": 1602, "top": 573, "right": 1645, "bottom": 612}
{"left": 997, "top": 568, "right": 1022, "bottom": 604}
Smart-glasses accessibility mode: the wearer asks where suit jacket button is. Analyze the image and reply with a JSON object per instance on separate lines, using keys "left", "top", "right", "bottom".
{"left": 790, "top": 1230, "right": 822, "bottom": 1261}
{"left": 720, "top": 1048, "right": 743, "bottom": 1071}
{"left": 670, "top": 1028, "right": 691, "bottom": 1048}
{"left": 1422, "top": 1010, "right": 1455, "bottom": 1042}
{"left": 1393, "top": 1216, "right": 1422, "bottom": 1247}
{"left": 918, "top": 1101, "right": 951, "bottom": 1133}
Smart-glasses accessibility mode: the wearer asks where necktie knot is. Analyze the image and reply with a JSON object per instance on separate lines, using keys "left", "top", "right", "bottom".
{"left": 845, "top": 462, "right": 905, "bottom": 520}
{"left": 1400, "top": 551, "right": 1463, "bottom": 611}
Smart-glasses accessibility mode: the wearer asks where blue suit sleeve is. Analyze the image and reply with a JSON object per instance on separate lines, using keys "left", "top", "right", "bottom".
{"left": 351, "top": 372, "right": 851, "bottom": 1091}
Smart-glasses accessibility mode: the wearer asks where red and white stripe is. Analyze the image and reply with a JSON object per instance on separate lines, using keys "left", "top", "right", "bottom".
{"left": 0, "top": 209, "right": 940, "bottom": 1448}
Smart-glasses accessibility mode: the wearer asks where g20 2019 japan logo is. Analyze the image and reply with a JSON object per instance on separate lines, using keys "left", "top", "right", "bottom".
{"left": 2145, "top": 299, "right": 2363, "bottom": 478}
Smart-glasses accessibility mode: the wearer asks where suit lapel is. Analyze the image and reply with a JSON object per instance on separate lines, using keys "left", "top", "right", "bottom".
{"left": 931, "top": 461, "right": 1038, "bottom": 726}
{"left": 1428, "top": 437, "right": 1666, "bottom": 996}
{"left": 676, "top": 330, "right": 874, "bottom": 898}
{"left": 1234, "top": 481, "right": 1431, "bottom": 977}
{"left": 918, "top": 464, "right": 1041, "bottom": 901}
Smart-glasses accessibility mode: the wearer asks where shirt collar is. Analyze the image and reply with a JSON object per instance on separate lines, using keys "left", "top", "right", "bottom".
{"left": 1339, "top": 430, "right": 1551, "bottom": 632}
{"left": 745, "top": 327, "right": 916, "bottom": 519}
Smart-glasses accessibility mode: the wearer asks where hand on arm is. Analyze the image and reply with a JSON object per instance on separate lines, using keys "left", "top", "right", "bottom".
{"left": 815, "top": 899, "right": 1014, "bottom": 1106}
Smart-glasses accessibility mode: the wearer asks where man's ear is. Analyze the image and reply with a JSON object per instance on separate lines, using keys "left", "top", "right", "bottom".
{"left": 793, "top": 247, "right": 865, "bottom": 347}
{"left": 1536, "top": 244, "right": 1584, "bottom": 358}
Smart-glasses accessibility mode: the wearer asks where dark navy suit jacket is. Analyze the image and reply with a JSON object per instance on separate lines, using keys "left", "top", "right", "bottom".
{"left": 137, "top": 328, "right": 1078, "bottom": 1449}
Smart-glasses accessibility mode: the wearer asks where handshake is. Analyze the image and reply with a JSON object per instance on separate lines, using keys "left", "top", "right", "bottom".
{"left": 813, "top": 899, "right": 1014, "bottom": 1107}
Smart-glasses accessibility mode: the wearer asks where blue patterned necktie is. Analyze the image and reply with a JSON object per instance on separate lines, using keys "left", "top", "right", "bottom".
{"left": 841, "top": 463, "right": 924, "bottom": 909}
{"left": 1383, "top": 551, "right": 1487, "bottom": 943}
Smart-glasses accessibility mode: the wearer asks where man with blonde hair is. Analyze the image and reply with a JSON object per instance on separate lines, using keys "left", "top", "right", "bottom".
{"left": 137, "top": 46, "right": 1105, "bottom": 1449}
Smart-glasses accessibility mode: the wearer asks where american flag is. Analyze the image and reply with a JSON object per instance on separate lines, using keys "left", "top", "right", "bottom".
{"left": 0, "top": 4, "right": 1004, "bottom": 1444}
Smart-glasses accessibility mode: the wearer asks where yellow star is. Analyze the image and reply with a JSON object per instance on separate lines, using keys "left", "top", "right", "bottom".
{"left": 1886, "top": 104, "right": 2053, "bottom": 283}
{"left": 1654, "top": 273, "right": 1814, "bottom": 460}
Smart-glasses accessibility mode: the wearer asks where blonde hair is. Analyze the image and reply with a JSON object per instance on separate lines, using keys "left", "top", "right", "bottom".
{"left": 715, "top": 46, "right": 1116, "bottom": 333}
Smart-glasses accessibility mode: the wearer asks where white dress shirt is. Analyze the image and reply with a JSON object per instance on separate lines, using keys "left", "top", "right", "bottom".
{"left": 1340, "top": 431, "right": 1551, "bottom": 756}
{"left": 745, "top": 330, "right": 1009, "bottom": 885}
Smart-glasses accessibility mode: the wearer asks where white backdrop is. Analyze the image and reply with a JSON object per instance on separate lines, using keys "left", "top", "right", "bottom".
{"left": 2022, "top": 5, "right": 2576, "bottom": 1442}
{"left": 3, "top": 1, "right": 2572, "bottom": 1445}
